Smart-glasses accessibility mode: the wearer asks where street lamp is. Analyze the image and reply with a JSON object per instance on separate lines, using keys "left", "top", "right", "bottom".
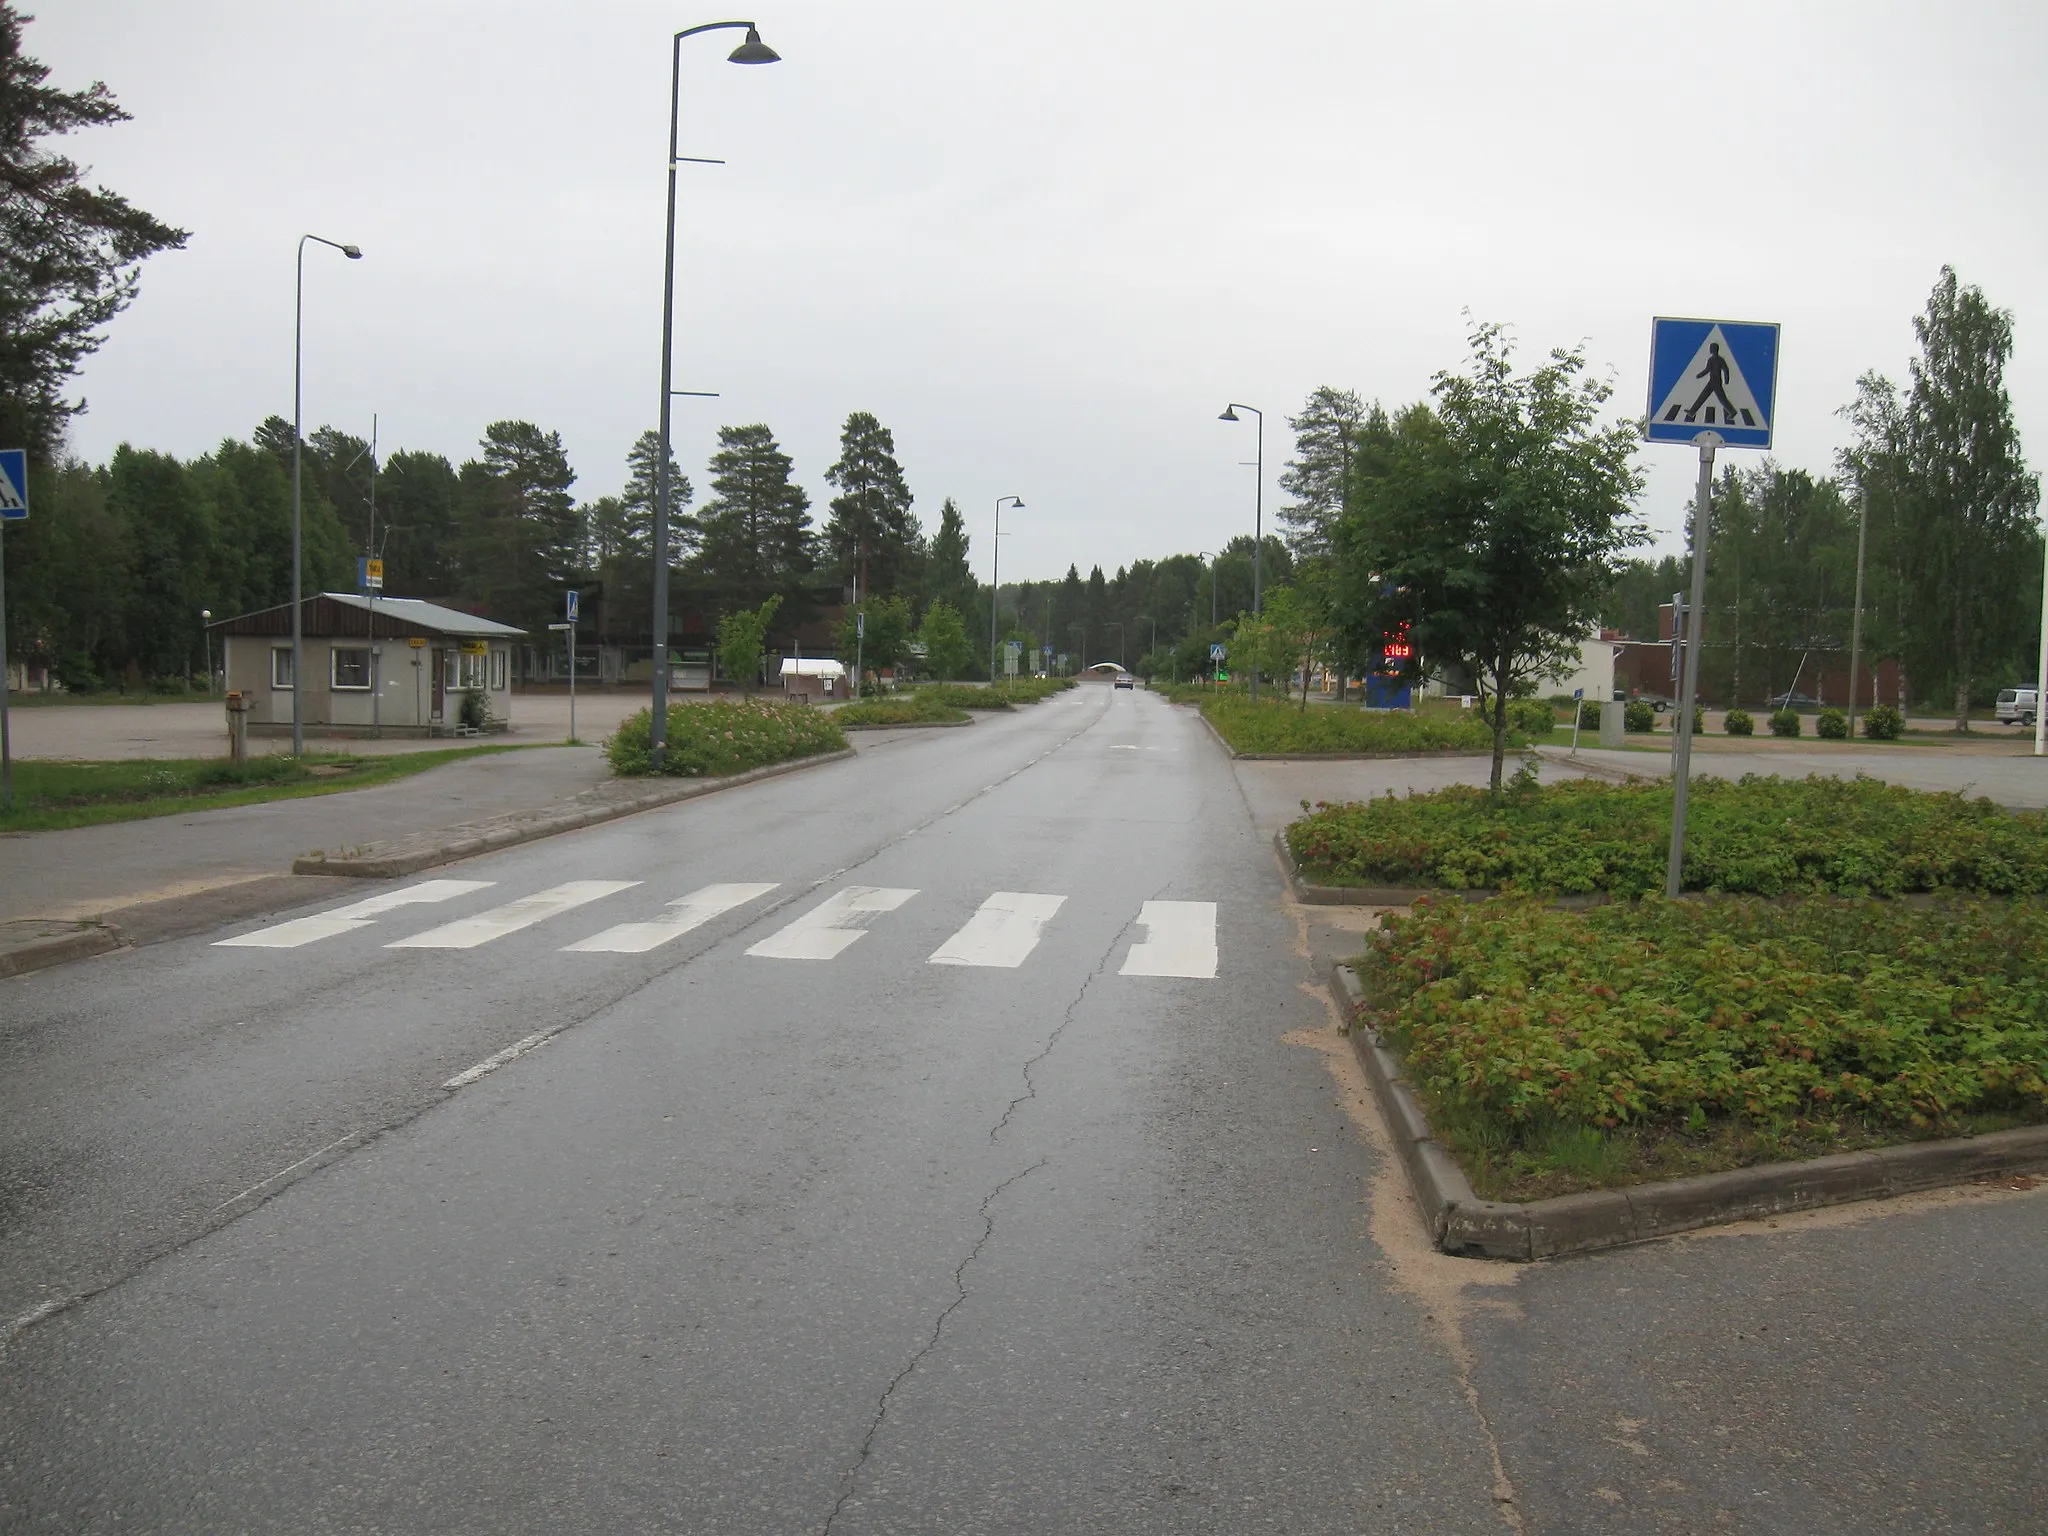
{"left": 293, "top": 233, "right": 362, "bottom": 756}
{"left": 200, "top": 610, "right": 212, "bottom": 694}
{"left": 650, "top": 21, "right": 781, "bottom": 771}
{"left": 990, "top": 494, "right": 1024, "bottom": 683}
{"left": 1218, "top": 402, "right": 1264, "bottom": 700}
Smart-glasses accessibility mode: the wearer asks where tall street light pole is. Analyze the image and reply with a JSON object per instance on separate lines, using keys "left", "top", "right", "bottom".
{"left": 293, "top": 233, "right": 362, "bottom": 757}
{"left": 650, "top": 21, "right": 781, "bottom": 772}
{"left": 1218, "top": 403, "right": 1263, "bottom": 699}
{"left": 989, "top": 495, "right": 1024, "bottom": 683}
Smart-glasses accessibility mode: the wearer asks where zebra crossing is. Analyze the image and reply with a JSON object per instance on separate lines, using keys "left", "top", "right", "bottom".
{"left": 213, "top": 879, "right": 1219, "bottom": 978}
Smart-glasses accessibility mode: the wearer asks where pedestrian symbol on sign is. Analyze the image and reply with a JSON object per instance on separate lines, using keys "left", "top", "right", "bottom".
{"left": 1649, "top": 323, "right": 1771, "bottom": 436}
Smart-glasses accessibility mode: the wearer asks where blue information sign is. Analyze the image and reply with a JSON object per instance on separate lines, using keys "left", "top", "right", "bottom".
{"left": 0, "top": 449, "right": 27, "bottom": 520}
{"left": 566, "top": 589, "right": 580, "bottom": 622}
{"left": 1645, "top": 318, "right": 1779, "bottom": 449}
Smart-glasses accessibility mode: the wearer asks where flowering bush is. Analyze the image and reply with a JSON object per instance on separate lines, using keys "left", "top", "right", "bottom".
{"left": 1356, "top": 894, "right": 2048, "bottom": 1138}
{"left": 1205, "top": 695, "right": 1504, "bottom": 754}
{"left": 1288, "top": 773, "right": 2048, "bottom": 897}
{"left": 835, "top": 695, "right": 969, "bottom": 727}
{"left": 606, "top": 698, "right": 846, "bottom": 777}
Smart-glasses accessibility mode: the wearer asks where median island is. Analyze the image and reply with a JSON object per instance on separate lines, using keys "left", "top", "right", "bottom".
{"left": 606, "top": 698, "right": 847, "bottom": 776}
{"left": 1301, "top": 775, "right": 2048, "bottom": 1213}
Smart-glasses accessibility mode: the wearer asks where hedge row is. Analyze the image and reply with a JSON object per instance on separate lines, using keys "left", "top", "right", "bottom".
{"left": 1203, "top": 695, "right": 1508, "bottom": 755}
{"left": 1289, "top": 774, "right": 2048, "bottom": 897}
{"left": 606, "top": 698, "right": 846, "bottom": 777}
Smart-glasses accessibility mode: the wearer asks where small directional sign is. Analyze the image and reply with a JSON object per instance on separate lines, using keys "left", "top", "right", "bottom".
{"left": 0, "top": 449, "right": 27, "bottom": 520}
{"left": 1645, "top": 318, "right": 1779, "bottom": 448}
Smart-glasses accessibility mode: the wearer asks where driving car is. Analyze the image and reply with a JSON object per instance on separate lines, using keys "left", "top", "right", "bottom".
{"left": 1114, "top": 672, "right": 1135, "bottom": 689}
{"left": 1996, "top": 687, "right": 2039, "bottom": 726}
{"left": 1766, "top": 690, "right": 1821, "bottom": 710}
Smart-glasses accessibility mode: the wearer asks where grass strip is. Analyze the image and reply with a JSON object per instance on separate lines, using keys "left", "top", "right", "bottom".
{"left": 606, "top": 697, "right": 847, "bottom": 777}
{"left": 1354, "top": 894, "right": 2048, "bottom": 1201}
{"left": 1291, "top": 773, "right": 2048, "bottom": 898}
{"left": 0, "top": 745, "right": 532, "bottom": 833}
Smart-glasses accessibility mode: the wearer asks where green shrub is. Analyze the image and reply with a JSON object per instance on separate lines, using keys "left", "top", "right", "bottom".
{"left": 1817, "top": 706, "right": 1849, "bottom": 739}
{"left": 1770, "top": 707, "right": 1802, "bottom": 737}
{"left": 1724, "top": 708, "right": 1754, "bottom": 735}
{"left": 1287, "top": 773, "right": 2048, "bottom": 898}
{"left": 458, "top": 689, "right": 489, "bottom": 731}
{"left": 1623, "top": 699, "right": 1656, "bottom": 732}
{"left": 1863, "top": 704, "right": 1904, "bottom": 740}
{"left": 606, "top": 698, "right": 846, "bottom": 777}
{"left": 1205, "top": 695, "right": 1505, "bottom": 755}
{"left": 1356, "top": 894, "right": 2048, "bottom": 1142}
{"left": 835, "top": 695, "right": 968, "bottom": 727}
{"left": 1506, "top": 700, "right": 1556, "bottom": 737}
{"left": 1577, "top": 700, "right": 1601, "bottom": 730}
{"left": 917, "top": 683, "right": 1015, "bottom": 711}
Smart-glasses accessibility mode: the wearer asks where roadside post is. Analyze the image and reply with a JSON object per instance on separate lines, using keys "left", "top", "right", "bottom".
{"left": 0, "top": 447, "right": 29, "bottom": 811}
{"left": 1645, "top": 317, "right": 1781, "bottom": 898}
{"left": 224, "top": 691, "right": 252, "bottom": 765}
{"left": 1570, "top": 687, "right": 1585, "bottom": 756}
{"left": 854, "top": 608, "right": 865, "bottom": 698}
{"left": 565, "top": 589, "right": 580, "bottom": 741}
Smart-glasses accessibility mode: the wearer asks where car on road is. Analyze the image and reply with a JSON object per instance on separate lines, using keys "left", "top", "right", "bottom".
{"left": 1113, "top": 672, "right": 1135, "bottom": 689}
{"left": 1996, "top": 687, "right": 2040, "bottom": 726}
{"left": 1766, "top": 690, "right": 1821, "bottom": 710}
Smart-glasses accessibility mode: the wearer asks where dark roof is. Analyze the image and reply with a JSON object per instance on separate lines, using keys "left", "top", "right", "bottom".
{"left": 208, "top": 594, "right": 526, "bottom": 640}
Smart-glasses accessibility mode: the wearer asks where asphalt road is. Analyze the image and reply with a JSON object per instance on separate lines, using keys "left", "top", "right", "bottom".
{"left": 3, "top": 685, "right": 2043, "bottom": 1533}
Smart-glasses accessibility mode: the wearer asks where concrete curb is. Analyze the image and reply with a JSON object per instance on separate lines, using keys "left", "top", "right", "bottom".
{"left": 1532, "top": 746, "right": 1657, "bottom": 783}
{"left": 292, "top": 747, "right": 859, "bottom": 879}
{"left": 835, "top": 716, "right": 974, "bottom": 731}
{"left": 1329, "top": 962, "right": 2048, "bottom": 1259}
{"left": 0, "top": 923, "right": 125, "bottom": 980}
{"left": 1272, "top": 830, "right": 1609, "bottom": 910}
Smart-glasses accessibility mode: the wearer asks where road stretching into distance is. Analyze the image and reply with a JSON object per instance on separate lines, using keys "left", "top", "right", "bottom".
{"left": 3, "top": 684, "right": 2044, "bottom": 1532}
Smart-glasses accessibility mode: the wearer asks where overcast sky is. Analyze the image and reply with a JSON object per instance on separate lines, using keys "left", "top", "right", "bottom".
{"left": 32, "top": 0, "right": 2048, "bottom": 583}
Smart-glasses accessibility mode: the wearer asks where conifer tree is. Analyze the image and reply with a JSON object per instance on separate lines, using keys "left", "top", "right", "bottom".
{"left": 695, "top": 424, "right": 815, "bottom": 610}
{"left": 824, "top": 411, "right": 919, "bottom": 598}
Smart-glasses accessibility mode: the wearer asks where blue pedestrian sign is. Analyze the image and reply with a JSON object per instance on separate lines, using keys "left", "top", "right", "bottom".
{"left": 1209, "top": 643, "right": 1227, "bottom": 661}
{"left": 1645, "top": 318, "right": 1779, "bottom": 449}
{"left": 565, "top": 589, "right": 579, "bottom": 623}
{"left": 0, "top": 449, "right": 27, "bottom": 520}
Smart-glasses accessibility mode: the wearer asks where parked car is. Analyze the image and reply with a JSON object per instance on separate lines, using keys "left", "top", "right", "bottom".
{"left": 1996, "top": 687, "right": 2039, "bottom": 726}
{"left": 1766, "top": 690, "right": 1821, "bottom": 710}
{"left": 1113, "top": 672, "right": 1135, "bottom": 690}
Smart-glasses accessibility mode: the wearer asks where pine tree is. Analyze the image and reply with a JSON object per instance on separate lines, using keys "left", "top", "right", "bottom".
{"left": 695, "top": 424, "right": 815, "bottom": 610}
{"left": 0, "top": 4, "right": 187, "bottom": 458}
{"left": 824, "top": 411, "right": 919, "bottom": 598}
{"left": 922, "top": 496, "right": 975, "bottom": 615}
{"left": 1279, "top": 387, "right": 1369, "bottom": 558}
{"left": 455, "top": 421, "right": 579, "bottom": 632}
{"left": 623, "top": 428, "right": 691, "bottom": 560}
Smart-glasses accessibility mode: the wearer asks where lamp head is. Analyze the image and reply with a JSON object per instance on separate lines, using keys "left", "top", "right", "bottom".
{"left": 1218, "top": 405, "right": 1239, "bottom": 422}
{"left": 341, "top": 245, "right": 363, "bottom": 259}
{"left": 728, "top": 26, "right": 780, "bottom": 64}
{"left": 201, "top": 609, "right": 211, "bottom": 620}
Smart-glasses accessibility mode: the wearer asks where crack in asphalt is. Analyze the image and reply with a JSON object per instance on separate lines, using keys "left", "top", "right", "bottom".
{"left": 819, "top": 1156, "right": 1048, "bottom": 1536}
{"left": 988, "top": 882, "right": 1163, "bottom": 1147}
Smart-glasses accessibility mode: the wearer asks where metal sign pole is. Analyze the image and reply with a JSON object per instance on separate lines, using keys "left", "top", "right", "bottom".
{"left": 569, "top": 617, "right": 578, "bottom": 743}
{"left": 1, "top": 521, "right": 12, "bottom": 812}
{"left": 1665, "top": 433, "right": 1719, "bottom": 899}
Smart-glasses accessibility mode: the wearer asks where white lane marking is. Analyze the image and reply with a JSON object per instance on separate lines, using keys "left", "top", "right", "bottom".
{"left": 928, "top": 892, "right": 1066, "bottom": 968}
{"left": 443, "top": 1026, "right": 558, "bottom": 1089}
{"left": 214, "top": 879, "right": 495, "bottom": 948}
{"left": 746, "top": 886, "right": 917, "bottom": 961}
{"left": 388, "top": 880, "right": 639, "bottom": 949}
{"left": 1119, "top": 900, "right": 1218, "bottom": 979}
{"left": 564, "top": 882, "right": 778, "bottom": 954}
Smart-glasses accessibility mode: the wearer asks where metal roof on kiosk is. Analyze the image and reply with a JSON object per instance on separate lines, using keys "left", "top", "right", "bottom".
{"left": 206, "top": 593, "right": 527, "bottom": 640}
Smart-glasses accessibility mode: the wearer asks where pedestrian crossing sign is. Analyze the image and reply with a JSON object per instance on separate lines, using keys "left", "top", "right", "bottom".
{"left": 1645, "top": 317, "right": 1779, "bottom": 449}
{"left": 0, "top": 448, "right": 27, "bottom": 519}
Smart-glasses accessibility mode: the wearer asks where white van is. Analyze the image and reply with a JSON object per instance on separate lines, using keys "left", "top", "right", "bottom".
{"left": 1995, "top": 687, "right": 2038, "bottom": 725}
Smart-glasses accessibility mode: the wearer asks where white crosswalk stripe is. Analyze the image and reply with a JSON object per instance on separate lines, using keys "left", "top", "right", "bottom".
{"left": 746, "top": 886, "right": 917, "bottom": 961}
{"left": 215, "top": 879, "right": 495, "bottom": 949}
{"left": 564, "top": 882, "right": 778, "bottom": 954}
{"left": 388, "top": 880, "right": 640, "bottom": 950}
{"left": 1119, "top": 900, "right": 1218, "bottom": 979}
{"left": 928, "top": 892, "right": 1066, "bottom": 968}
